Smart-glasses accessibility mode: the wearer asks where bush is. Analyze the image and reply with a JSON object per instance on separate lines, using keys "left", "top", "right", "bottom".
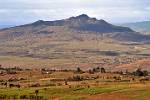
{"left": 75, "top": 67, "right": 84, "bottom": 74}
{"left": 133, "top": 68, "right": 148, "bottom": 76}
{"left": 92, "top": 67, "right": 106, "bottom": 73}
{"left": 72, "top": 75, "right": 83, "bottom": 81}
{"left": 20, "top": 95, "right": 28, "bottom": 99}
{"left": 0, "top": 95, "right": 7, "bottom": 99}
{"left": 88, "top": 69, "right": 94, "bottom": 74}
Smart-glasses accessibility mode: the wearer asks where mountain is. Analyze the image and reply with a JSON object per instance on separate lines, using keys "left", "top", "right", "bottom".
{"left": 121, "top": 21, "right": 150, "bottom": 35}
{"left": 22, "top": 14, "right": 134, "bottom": 33}
{"left": 0, "top": 14, "right": 150, "bottom": 42}
{"left": 0, "top": 14, "right": 149, "bottom": 70}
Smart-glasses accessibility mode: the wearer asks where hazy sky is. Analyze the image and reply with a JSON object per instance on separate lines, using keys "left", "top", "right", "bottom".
{"left": 0, "top": 0, "right": 150, "bottom": 26}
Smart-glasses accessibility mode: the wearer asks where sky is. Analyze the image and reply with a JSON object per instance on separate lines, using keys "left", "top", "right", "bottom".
{"left": 0, "top": 0, "right": 150, "bottom": 27}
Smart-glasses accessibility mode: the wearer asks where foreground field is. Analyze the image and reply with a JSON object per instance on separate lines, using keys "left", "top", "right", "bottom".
{"left": 0, "top": 83, "right": 150, "bottom": 100}
{"left": 0, "top": 68, "right": 150, "bottom": 100}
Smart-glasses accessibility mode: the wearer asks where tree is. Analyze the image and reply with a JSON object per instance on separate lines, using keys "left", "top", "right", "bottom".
{"left": 88, "top": 69, "right": 94, "bottom": 74}
{"left": 143, "top": 70, "right": 149, "bottom": 76}
{"left": 100, "top": 67, "right": 106, "bottom": 73}
{"left": 134, "top": 68, "right": 143, "bottom": 76}
{"left": 133, "top": 68, "right": 148, "bottom": 76}
{"left": 35, "top": 90, "right": 39, "bottom": 99}
{"left": 92, "top": 67, "right": 106, "bottom": 73}
{"left": 76, "top": 67, "right": 83, "bottom": 73}
{"left": 65, "top": 80, "right": 68, "bottom": 85}
{"left": 92, "top": 68, "right": 96, "bottom": 72}
{"left": 96, "top": 67, "right": 100, "bottom": 72}
{"left": 93, "top": 67, "right": 100, "bottom": 72}
{"left": 73, "top": 75, "right": 83, "bottom": 81}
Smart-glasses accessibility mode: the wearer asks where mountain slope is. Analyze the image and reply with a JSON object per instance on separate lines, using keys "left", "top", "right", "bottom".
{"left": 23, "top": 14, "right": 134, "bottom": 33}
{"left": 0, "top": 14, "right": 150, "bottom": 42}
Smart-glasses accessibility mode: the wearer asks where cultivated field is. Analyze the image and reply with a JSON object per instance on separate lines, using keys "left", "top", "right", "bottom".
{"left": 0, "top": 67, "right": 150, "bottom": 100}
{"left": 0, "top": 83, "right": 150, "bottom": 100}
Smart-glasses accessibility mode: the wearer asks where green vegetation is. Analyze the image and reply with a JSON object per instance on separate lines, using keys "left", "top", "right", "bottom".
{"left": 61, "top": 95, "right": 83, "bottom": 100}
{"left": 132, "top": 68, "right": 149, "bottom": 76}
{"left": 0, "top": 83, "right": 150, "bottom": 100}
{"left": 73, "top": 87, "right": 125, "bottom": 95}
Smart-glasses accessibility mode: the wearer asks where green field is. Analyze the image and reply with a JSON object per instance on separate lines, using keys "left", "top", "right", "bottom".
{"left": 0, "top": 83, "right": 150, "bottom": 100}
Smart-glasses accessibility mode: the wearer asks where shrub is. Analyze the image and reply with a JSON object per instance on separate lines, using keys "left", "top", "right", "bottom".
{"left": 75, "top": 67, "right": 84, "bottom": 74}
{"left": 72, "top": 75, "right": 83, "bottom": 81}
{"left": 133, "top": 68, "right": 148, "bottom": 76}
{"left": 20, "top": 95, "right": 28, "bottom": 99}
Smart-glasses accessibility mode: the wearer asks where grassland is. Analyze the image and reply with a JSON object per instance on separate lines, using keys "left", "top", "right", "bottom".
{"left": 0, "top": 68, "right": 150, "bottom": 100}
{"left": 0, "top": 83, "right": 150, "bottom": 100}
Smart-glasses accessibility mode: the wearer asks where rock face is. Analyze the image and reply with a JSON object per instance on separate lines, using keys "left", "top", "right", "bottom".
{"left": 0, "top": 14, "right": 150, "bottom": 42}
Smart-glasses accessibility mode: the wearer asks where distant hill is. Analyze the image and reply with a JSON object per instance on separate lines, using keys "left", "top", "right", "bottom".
{"left": 121, "top": 21, "right": 150, "bottom": 35}
{"left": 0, "top": 25, "right": 13, "bottom": 29}
{"left": 0, "top": 14, "right": 149, "bottom": 42}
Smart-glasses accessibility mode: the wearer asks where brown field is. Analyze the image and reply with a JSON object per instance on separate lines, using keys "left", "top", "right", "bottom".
{"left": 0, "top": 68, "right": 150, "bottom": 100}
{"left": 0, "top": 32, "right": 149, "bottom": 71}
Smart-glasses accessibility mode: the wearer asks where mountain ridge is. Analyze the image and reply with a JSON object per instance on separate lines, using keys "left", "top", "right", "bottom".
{"left": 0, "top": 14, "right": 150, "bottom": 42}
{"left": 29, "top": 14, "right": 134, "bottom": 33}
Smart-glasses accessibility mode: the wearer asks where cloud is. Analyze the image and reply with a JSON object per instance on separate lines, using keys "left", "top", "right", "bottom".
{"left": 0, "top": 0, "right": 150, "bottom": 26}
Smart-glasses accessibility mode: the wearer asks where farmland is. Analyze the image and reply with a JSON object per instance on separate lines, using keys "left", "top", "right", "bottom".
{"left": 0, "top": 66, "right": 150, "bottom": 100}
